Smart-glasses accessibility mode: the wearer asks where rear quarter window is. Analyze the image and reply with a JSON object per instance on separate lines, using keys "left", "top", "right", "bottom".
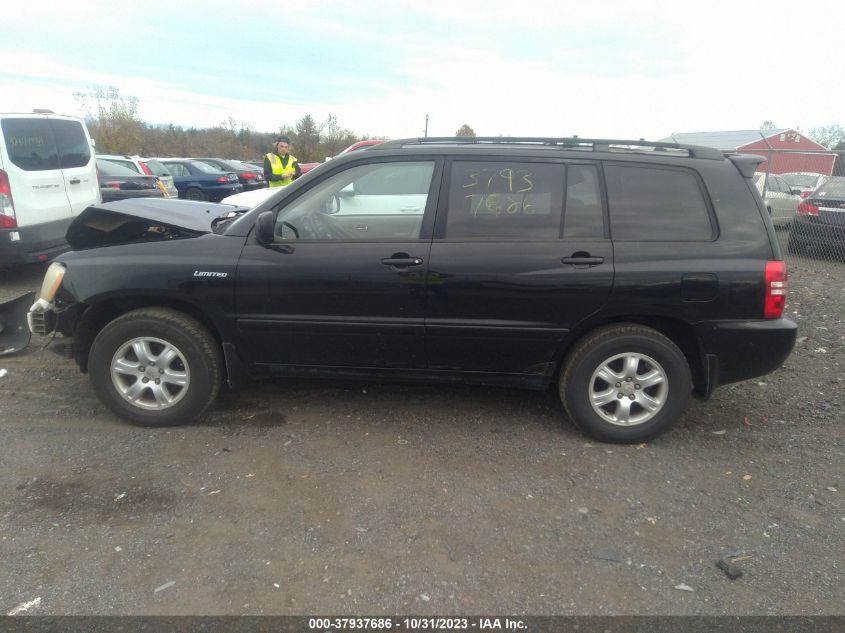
{"left": 605, "top": 164, "right": 714, "bottom": 241}
{"left": 1, "top": 118, "right": 59, "bottom": 171}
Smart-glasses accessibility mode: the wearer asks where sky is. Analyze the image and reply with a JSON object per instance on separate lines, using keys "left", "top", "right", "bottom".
{"left": 3, "top": 0, "right": 843, "bottom": 141}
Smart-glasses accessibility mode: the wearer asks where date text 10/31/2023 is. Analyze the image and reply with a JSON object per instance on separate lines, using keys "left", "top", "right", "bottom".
{"left": 461, "top": 167, "right": 539, "bottom": 217}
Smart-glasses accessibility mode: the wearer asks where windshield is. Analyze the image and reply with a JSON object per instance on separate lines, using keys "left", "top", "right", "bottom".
{"left": 144, "top": 159, "right": 171, "bottom": 177}
{"left": 97, "top": 159, "right": 142, "bottom": 177}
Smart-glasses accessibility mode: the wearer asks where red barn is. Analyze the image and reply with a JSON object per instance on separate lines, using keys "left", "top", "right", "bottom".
{"left": 660, "top": 129, "right": 836, "bottom": 175}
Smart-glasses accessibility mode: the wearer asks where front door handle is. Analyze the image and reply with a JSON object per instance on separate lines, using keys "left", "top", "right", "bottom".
{"left": 69, "top": 178, "right": 81, "bottom": 185}
{"left": 562, "top": 254, "right": 604, "bottom": 267}
{"left": 382, "top": 257, "right": 423, "bottom": 268}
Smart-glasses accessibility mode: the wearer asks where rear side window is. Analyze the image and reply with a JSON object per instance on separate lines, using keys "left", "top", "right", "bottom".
{"left": 445, "top": 161, "right": 565, "bottom": 239}
{"left": 605, "top": 165, "right": 713, "bottom": 241}
{"left": 165, "top": 163, "right": 189, "bottom": 177}
{"left": 564, "top": 165, "right": 604, "bottom": 239}
{"left": 1, "top": 118, "right": 59, "bottom": 171}
{"left": 51, "top": 119, "right": 91, "bottom": 168}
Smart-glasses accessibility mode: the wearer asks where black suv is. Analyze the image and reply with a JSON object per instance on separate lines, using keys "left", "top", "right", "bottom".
{"left": 25, "top": 137, "right": 797, "bottom": 442}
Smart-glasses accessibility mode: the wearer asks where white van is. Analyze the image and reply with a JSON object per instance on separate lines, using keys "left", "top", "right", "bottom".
{"left": 0, "top": 112, "right": 100, "bottom": 266}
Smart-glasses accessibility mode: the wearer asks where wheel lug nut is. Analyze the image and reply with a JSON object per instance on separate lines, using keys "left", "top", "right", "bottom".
{"left": 617, "top": 393, "right": 623, "bottom": 399}
{"left": 142, "top": 377, "right": 149, "bottom": 383}
{"left": 159, "top": 369, "right": 164, "bottom": 374}
{"left": 629, "top": 395, "right": 635, "bottom": 400}
{"left": 626, "top": 377, "right": 632, "bottom": 382}
{"left": 615, "top": 382, "right": 621, "bottom": 388}
{"left": 635, "top": 384, "right": 641, "bottom": 389}
{"left": 155, "top": 379, "right": 160, "bottom": 385}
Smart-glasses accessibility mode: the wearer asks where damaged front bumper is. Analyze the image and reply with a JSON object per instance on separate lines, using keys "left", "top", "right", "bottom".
{"left": 0, "top": 291, "right": 36, "bottom": 355}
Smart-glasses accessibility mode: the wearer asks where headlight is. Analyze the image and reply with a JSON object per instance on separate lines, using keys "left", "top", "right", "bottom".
{"left": 38, "top": 262, "right": 66, "bottom": 302}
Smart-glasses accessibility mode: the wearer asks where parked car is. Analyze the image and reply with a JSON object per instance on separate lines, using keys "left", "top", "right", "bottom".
{"left": 95, "top": 158, "right": 164, "bottom": 202}
{"left": 787, "top": 176, "right": 845, "bottom": 257}
{"left": 193, "top": 158, "right": 266, "bottom": 191}
{"left": 26, "top": 136, "right": 796, "bottom": 443}
{"left": 157, "top": 159, "right": 242, "bottom": 201}
{"left": 340, "top": 140, "right": 385, "bottom": 154}
{"left": 0, "top": 111, "right": 99, "bottom": 267}
{"left": 753, "top": 172, "right": 801, "bottom": 226}
{"left": 780, "top": 172, "right": 829, "bottom": 198}
{"left": 221, "top": 187, "right": 276, "bottom": 208}
{"left": 97, "top": 154, "right": 178, "bottom": 199}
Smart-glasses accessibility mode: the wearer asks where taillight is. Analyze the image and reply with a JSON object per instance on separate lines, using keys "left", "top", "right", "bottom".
{"left": 139, "top": 161, "right": 153, "bottom": 175}
{"left": 0, "top": 169, "right": 17, "bottom": 229}
{"left": 216, "top": 176, "right": 228, "bottom": 183}
{"left": 240, "top": 172, "right": 256, "bottom": 180}
{"left": 764, "top": 261, "right": 787, "bottom": 319}
{"left": 799, "top": 191, "right": 812, "bottom": 198}
{"left": 796, "top": 201, "right": 819, "bottom": 216}
{"left": 105, "top": 182, "right": 122, "bottom": 189}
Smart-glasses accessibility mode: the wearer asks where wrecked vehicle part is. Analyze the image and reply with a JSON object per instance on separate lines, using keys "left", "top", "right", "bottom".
{"left": 0, "top": 291, "right": 36, "bottom": 355}
{"left": 28, "top": 202, "right": 245, "bottom": 375}
{"left": 65, "top": 198, "right": 248, "bottom": 250}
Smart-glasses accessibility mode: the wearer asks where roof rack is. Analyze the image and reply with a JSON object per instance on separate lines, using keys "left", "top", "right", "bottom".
{"left": 375, "top": 137, "right": 724, "bottom": 160}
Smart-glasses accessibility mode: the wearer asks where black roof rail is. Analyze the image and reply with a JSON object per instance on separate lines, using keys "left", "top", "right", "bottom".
{"left": 374, "top": 137, "right": 724, "bottom": 160}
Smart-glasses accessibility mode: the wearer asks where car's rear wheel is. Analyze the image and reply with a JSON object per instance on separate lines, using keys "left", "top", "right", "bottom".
{"left": 787, "top": 232, "right": 807, "bottom": 256}
{"left": 185, "top": 187, "right": 207, "bottom": 201}
{"left": 88, "top": 308, "right": 222, "bottom": 426}
{"left": 559, "top": 324, "right": 691, "bottom": 443}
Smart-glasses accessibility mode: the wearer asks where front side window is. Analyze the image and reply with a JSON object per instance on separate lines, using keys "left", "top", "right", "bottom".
{"left": 1, "top": 118, "right": 59, "bottom": 171}
{"left": 605, "top": 165, "right": 713, "bottom": 241}
{"left": 273, "top": 161, "right": 435, "bottom": 241}
{"left": 51, "top": 119, "right": 91, "bottom": 169}
{"left": 445, "top": 161, "right": 565, "bottom": 239}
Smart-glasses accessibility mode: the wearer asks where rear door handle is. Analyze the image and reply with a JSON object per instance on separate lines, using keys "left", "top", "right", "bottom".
{"left": 69, "top": 178, "right": 81, "bottom": 185}
{"left": 382, "top": 257, "right": 423, "bottom": 268}
{"left": 562, "top": 255, "right": 604, "bottom": 266}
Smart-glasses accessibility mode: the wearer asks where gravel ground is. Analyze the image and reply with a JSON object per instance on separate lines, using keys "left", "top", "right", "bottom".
{"left": 0, "top": 238, "right": 842, "bottom": 616}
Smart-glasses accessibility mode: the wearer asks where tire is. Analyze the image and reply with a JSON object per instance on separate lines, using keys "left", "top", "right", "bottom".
{"left": 185, "top": 187, "right": 207, "bottom": 201}
{"left": 88, "top": 308, "right": 223, "bottom": 426}
{"left": 559, "top": 324, "right": 691, "bottom": 443}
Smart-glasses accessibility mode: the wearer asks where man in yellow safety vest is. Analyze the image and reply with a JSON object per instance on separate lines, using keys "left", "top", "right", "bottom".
{"left": 263, "top": 136, "right": 301, "bottom": 187}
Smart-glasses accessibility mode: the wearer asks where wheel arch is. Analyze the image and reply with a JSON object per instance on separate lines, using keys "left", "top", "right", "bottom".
{"left": 73, "top": 296, "right": 224, "bottom": 374}
{"left": 553, "top": 315, "right": 705, "bottom": 395}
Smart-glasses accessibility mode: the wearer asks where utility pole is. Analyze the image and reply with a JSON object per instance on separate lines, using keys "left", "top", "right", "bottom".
{"left": 424, "top": 114, "right": 429, "bottom": 138}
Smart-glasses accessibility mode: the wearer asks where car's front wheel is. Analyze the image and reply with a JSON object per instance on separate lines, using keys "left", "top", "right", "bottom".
{"left": 559, "top": 324, "right": 691, "bottom": 443}
{"left": 88, "top": 308, "right": 223, "bottom": 426}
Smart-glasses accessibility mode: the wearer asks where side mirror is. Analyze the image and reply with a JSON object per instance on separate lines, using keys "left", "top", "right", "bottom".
{"left": 255, "top": 211, "right": 275, "bottom": 245}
